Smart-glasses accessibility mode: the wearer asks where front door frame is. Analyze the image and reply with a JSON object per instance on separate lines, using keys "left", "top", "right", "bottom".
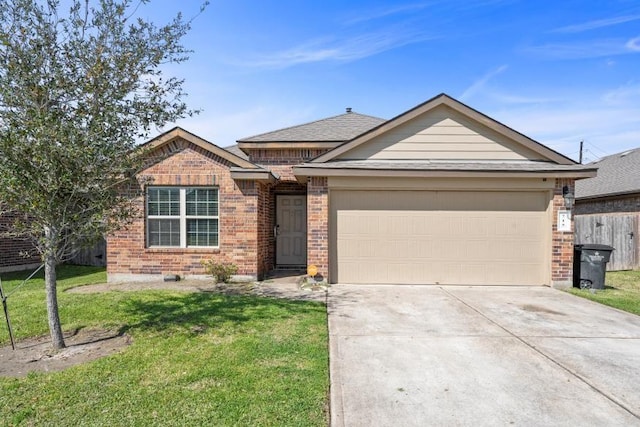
{"left": 275, "top": 194, "right": 308, "bottom": 267}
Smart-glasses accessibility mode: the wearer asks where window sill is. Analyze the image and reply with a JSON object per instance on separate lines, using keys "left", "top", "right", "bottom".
{"left": 146, "top": 247, "right": 221, "bottom": 254}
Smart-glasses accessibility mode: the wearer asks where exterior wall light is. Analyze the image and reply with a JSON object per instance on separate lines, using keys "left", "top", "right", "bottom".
{"left": 562, "top": 185, "right": 575, "bottom": 209}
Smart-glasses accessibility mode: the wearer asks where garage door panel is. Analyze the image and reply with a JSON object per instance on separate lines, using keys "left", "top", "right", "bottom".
{"left": 355, "top": 240, "right": 377, "bottom": 258}
{"left": 407, "top": 239, "right": 435, "bottom": 257}
{"left": 462, "top": 216, "right": 488, "bottom": 236}
{"left": 463, "top": 240, "right": 490, "bottom": 256}
{"left": 436, "top": 191, "right": 545, "bottom": 211}
{"left": 332, "top": 190, "right": 549, "bottom": 285}
{"left": 444, "top": 263, "right": 485, "bottom": 284}
{"left": 408, "top": 216, "right": 429, "bottom": 235}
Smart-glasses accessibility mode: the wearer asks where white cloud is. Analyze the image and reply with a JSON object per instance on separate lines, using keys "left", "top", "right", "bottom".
{"left": 485, "top": 92, "right": 560, "bottom": 105}
{"left": 491, "top": 103, "right": 640, "bottom": 157}
{"left": 497, "top": 106, "right": 638, "bottom": 137}
{"left": 602, "top": 82, "right": 640, "bottom": 105}
{"left": 522, "top": 38, "right": 639, "bottom": 60}
{"left": 238, "top": 28, "right": 436, "bottom": 69}
{"left": 551, "top": 14, "right": 640, "bottom": 33}
{"left": 459, "top": 65, "right": 508, "bottom": 101}
{"left": 342, "top": 3, "right": 430, "bottom": 25}
{"left": 340, "top": 0, "right": 511, "bottom": 25}
{"left": 626, "top": 36, "right": 640, "bottom": 51}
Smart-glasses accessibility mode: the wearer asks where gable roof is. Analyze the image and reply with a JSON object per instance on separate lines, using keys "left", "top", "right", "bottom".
{"left": 237, "top": 111, "right": 385, "bottom": 143}
{"left": 142, "top": 127, "right": 257, "bottom": 169}
{"left": 576, "top": 148, "right": 640, "bottom": 200}
{"left": 312, "top": 93, "right": 576, "bottom": 165}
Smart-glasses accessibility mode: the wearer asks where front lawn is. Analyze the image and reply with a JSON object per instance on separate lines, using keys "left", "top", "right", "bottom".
{"left": 0, "top": 266, "right": 329, "bottom": 426}
{"left": 567, "top": 269, "right": 640, "bottom": 316}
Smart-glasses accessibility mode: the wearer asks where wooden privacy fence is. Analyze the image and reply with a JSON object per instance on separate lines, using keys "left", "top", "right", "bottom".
{"left": 69, "top": 238, "right": 107, "bottom": 267}
{"left": 575, "top": 214, "right": 639, "bottom": 271}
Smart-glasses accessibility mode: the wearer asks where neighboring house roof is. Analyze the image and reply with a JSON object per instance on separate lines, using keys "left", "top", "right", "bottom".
{"left": 576, "top": 148, "right": 640, "bottom": 200}
{"left": 237, "top": 111, "right": 385, "bottom": 142}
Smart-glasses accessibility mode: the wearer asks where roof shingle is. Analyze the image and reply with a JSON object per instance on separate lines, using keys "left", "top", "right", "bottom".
{"left": 576, "top": 148, "right": 640, "bottom": 199}
{"left": 223, "top": 144, "right": 249, "bottom": 161}
{"left": 237, "top": 111, "right": 385, "bottom": 142}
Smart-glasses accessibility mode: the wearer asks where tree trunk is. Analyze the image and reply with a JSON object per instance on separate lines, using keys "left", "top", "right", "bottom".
{"left": 44, "top": 253, "right": 65, "bottom": 349}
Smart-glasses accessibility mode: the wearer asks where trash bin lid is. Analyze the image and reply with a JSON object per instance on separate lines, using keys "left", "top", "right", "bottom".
{"left": 575, "top": 243, "right": 614, "bottom": 251}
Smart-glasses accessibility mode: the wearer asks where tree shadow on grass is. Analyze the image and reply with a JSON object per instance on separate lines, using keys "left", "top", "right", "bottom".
{"left": 0, "top": 265, "right": 104, "bottom": 286}
{"left": 56, "top": 265, "right": 105, "bottom": 281}
{"left": 119, "top": 291, "right": 322, "bottom": 335}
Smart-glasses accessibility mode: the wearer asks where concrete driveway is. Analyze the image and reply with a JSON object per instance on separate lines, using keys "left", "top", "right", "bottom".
{"left": 328, "top": 285, "right": 640, "bottom": 426}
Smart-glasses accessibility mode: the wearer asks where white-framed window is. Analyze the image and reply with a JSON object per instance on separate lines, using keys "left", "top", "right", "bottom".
{"left": 146, "top": 187, "right": 219, "bottom": 248}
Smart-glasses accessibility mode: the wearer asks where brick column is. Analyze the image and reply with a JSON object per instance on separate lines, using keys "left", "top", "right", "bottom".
{"left": 307, "top": 177, "right": 329, "bottom": 280}
{"left": 551, "top": 178, "right": 575, "bottom": 288}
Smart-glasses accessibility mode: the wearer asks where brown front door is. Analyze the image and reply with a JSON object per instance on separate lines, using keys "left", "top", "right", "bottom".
{"left": 276, "top": 195, "right": 307, "bottom": 266}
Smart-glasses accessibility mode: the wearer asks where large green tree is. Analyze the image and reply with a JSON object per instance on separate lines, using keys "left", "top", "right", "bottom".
{"left": 0, "top": 0, "right": 203, "bottom": 349}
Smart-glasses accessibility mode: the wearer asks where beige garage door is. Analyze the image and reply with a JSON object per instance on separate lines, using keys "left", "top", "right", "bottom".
{"left": 331, "top": 190, "right": 550, "bottom": 285}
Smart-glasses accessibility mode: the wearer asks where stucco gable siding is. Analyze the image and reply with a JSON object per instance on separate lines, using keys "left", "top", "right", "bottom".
{"left": 338, "top": 105, "right": 544, "bottom": 161}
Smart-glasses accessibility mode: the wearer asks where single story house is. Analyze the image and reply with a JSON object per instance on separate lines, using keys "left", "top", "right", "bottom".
{"left": 575, "top": 148, "right": 640, "bottom": 270}
{"left": 107, "top": 94, "right": 596, "bottom": 287}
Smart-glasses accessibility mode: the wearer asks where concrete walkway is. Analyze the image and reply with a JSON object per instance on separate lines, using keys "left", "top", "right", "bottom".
{"left": 328, "top": 285, "right": 640, "bottom": 426}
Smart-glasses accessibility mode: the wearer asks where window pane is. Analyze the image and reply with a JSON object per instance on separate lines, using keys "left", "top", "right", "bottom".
{"left": 148, "top": 219, "right": 180, "bottom": 247}
{"left": 186, "top": 189, "right": 218, "bottom": 216}
{"left": 186, "top": 219, "right": 218, "bottom": 247}
{"left": 148, "top": 188, "right": 180, "bottom": 216}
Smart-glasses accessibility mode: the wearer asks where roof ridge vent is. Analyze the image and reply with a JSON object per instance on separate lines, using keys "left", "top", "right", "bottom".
{"left": 346, "top": 107, "right": 352, "bottom": 113}
{"left": 620, "top": 149, "right": 633, "bottom": 157}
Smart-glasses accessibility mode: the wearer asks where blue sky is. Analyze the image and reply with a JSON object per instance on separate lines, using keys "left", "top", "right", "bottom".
{"left": 144, "top": 0, "right": 640, "bottom": 162}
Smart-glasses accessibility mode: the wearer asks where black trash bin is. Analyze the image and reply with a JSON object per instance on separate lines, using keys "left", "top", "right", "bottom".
{"left": 573, "top": 244, "right": 614, "bottom": 289}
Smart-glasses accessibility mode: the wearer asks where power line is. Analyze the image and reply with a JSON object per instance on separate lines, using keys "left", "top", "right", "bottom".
{"left": 584, "top": 140, "right": 610, "bottom": 156}
{"left": 583, "top": 149, "right": 601, "bottom": 163}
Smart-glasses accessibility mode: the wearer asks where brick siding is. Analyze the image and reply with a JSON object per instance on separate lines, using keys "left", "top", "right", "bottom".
{"left": 0, "top": 211, "right": 40, "bottom": 271}
{"left": 246, "top": 147, "right": 331, "bottom": 271}
{"left": 107, "top": 139, "right": 263, "bottom": 281}
{"left": 107, "top": 143, "right": 333, "bottom": 281}
{"left": 551, "top": 178, "right": 575, "bottom": 288}
{"left": 306, "top": 177, "right": 329, "bottom": 279}
{"left": 256, "top": 183, "right": 273, "bottom": 276}
{"left": 575, "top": 194, "right": 640, "bottom": 215}
{"left": 246, "top": 148, "right": 328, "bottom": 181}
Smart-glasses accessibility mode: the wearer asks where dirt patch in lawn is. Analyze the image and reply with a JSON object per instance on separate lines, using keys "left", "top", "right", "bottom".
{"left": 66, "top": 278, "right": 327, "bottom": 302}
{"left": 0, "top": 328, "right": 130, "bottom": 378}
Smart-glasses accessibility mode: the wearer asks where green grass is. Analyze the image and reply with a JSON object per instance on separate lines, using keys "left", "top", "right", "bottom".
{"left": 0, "top": 265, "right": 329, "bottom": 426}
{"left": 567, "top": 269, "right": 640, "bottom": 316}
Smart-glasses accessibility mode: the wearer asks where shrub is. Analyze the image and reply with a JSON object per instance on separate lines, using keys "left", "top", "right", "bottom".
{"left": 201, "top": 259, "right": 238, "bottom": 284}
